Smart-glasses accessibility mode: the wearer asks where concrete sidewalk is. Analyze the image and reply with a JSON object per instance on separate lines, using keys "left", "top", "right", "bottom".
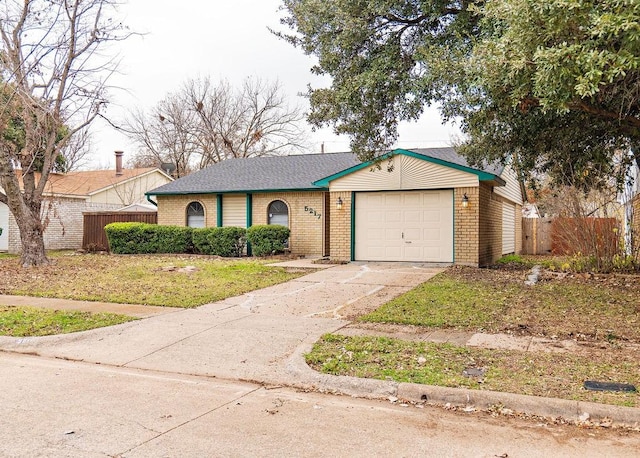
{"left": 1, "top": 262, "right": 639, "bottom": 427}
{"left": 0, "top": 262, "right": 441, "bottom": 383}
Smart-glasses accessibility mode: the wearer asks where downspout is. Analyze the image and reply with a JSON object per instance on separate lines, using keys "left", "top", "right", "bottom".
{"left": 146, "top": 194, "right": 158, "bottom": 207}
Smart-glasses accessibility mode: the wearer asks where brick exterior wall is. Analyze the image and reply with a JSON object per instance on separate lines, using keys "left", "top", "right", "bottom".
{"left": 329, "top": 191, "right": 352, "bottom": 261}
{"left": 157, "top": 194, "right": 218, "bottom": 227}
{"left": 8, "top": 198, "right": 121, "bottom": 253}
{"left": 478, "top": 183, "right": 505, "bottom": 266}
{"left": 454, "top": 187, "right": 479, "bottom": 266}
{"left": 157, "top": 192, "right": 326, "bottom": 257}
{"left": 253, "top": 192, "right": 325, "bottom": 256}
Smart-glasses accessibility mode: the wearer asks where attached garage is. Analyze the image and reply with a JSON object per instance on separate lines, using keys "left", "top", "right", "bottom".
{"left": 354, "top": 190, "right": 453, "bottom": 262}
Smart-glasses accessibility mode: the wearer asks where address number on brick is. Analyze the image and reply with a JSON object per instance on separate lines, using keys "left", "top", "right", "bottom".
{"left": 304, "top": 206, "right": 321, "bottom": 219}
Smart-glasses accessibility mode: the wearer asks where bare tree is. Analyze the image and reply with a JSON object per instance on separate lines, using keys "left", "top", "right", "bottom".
{"left": 125, "top": 77, "right": 307, "bottom": 177}
{"left": 0, "top": 0, "right": 131, "bottom": 266}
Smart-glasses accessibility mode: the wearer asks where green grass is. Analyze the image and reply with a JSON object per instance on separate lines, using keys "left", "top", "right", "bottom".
{"left": 362, "top": 268, "right": 640, "bottom": 342}
{"left": 0, "top": 254, "right": 306, "bottom": 307}
{"left": 0, "top": 306, "right": 136, "bottom": 337}
{"left": 307, "top": 334, "right": 640, "bottom": 407}
{"left": 362, "top": 274, "right": 512, "bottom": 329}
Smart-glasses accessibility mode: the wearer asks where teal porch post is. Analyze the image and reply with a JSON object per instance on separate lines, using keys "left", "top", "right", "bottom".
{"left": 216, "top": 194, "right": 223, "bottom": 227}
{"left": 246, "top": 193, "right": 253, "bottom": 256}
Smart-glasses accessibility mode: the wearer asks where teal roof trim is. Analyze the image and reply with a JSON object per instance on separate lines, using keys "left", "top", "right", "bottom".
{"left": 313, "top": 149, "right": 505, "bottom": 187}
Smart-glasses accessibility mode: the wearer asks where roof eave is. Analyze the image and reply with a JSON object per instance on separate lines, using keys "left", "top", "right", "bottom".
{"left": 146, "top": 187, "right": 328, "bottom": 197}
{"left": 314, "top": 148, "right": 505, "bottom": 187}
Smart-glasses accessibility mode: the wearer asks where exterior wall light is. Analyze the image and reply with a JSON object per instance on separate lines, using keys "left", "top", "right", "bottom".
{"left": 462, "top": 193, "right": 469, "bottom": 208}
{"left": 336, "top": 197, "right": 343, "bottom": 210}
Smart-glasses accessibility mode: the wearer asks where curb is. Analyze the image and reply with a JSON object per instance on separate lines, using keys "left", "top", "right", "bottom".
{"left": 286, "top": 340, "right": 640, "bottom": 428}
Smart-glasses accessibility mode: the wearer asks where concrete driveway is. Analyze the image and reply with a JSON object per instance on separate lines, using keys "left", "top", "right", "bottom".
{"left": 0, "top": 262, "right": 443, "bottom": 387}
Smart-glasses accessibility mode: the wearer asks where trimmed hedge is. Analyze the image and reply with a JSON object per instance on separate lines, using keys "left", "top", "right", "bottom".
{"left": 246, "top": 224, "right": 290, "bottom": 256}
{"left": 105, "top": 222, "right": 193, "bottom": 254}
{"left": 192, "top": 227, "right": 246, "bottom": 257}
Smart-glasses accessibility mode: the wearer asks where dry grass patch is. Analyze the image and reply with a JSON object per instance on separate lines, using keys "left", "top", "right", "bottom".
{"left": 0, "top": 253, "right": 306, "bottom": 307}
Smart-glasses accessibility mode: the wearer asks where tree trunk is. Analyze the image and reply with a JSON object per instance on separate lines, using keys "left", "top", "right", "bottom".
{"left": 14, "top": 205, "right": 49, "bottom": 267}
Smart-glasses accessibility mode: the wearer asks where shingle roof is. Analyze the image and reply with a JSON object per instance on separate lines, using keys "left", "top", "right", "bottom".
{"left": 149, "top": 153, "right": 361, "bottom": 195}
{"left": 148, "top": 148, "right": 504, "bottom": 195}
{"left": 408, "top": 148, "right": 505, "bottom": 176}
{"left": 45, "top": 168, "right": 160, "bottom": 196}
{"left": 7, "top": 168, "right": 163, "bottom": 197}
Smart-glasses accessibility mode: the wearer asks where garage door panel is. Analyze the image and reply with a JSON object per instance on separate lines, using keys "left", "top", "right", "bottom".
{"left": 385, "top": 228, "right": 400, "bottom": 241}
{"left": 385, "top": 211, "right": 403, "bottom": 223}
{"left": 404, "top": 228, "right": 422, "bottom": 240}
{"left": 403, "top": 193, "right": 422, "bottom": 206}
{"left": 366, "top": 210, "right": 385, "bottom": 224}
{"left": 423, "top": 210, "right": 441, "bottom": 223}
{"left": 355, "top": 190, "right": 453, "bottom": 262}
{"left": 423, "top": 228, "right": 442, "bottom": 241}
{"left": 385, "top": 194, "right": 403, "bottom": 206}
{"left": 403, "top": 210, "right": 422, "bottom": 223}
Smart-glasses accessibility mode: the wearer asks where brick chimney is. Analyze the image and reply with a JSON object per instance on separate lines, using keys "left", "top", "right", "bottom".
{"left": 115, "top": 151, "right": 124, "bottom": 176}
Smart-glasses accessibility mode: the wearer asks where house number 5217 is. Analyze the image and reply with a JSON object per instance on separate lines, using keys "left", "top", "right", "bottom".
{"left": 304, "top": 206, "right": 321, "bottom": 219}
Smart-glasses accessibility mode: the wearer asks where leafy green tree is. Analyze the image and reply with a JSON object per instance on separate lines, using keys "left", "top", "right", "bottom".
{"left": 277, "top": 0, "right": 477, "bottom": 161}
{"left": 278, "top": 0, "right": 639, "bottom": 187}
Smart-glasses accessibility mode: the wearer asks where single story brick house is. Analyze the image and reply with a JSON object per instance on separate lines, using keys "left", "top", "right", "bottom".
{"left": 147, "top": 148, "right": 525, "bottom": 266}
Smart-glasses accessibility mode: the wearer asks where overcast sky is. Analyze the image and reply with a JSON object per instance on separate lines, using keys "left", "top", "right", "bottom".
{"left": 92, "top": 0, "right": 462, "bottom": 168}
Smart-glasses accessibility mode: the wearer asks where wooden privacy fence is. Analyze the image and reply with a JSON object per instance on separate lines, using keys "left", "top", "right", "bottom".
{"left": 522, "top": 217, "right": 620, "bottom": 256}
{"left": 522, "top": 217, "right": 553, "bottom": 255}
{"left": 83, "top": 211, "right": 157, "bottom": 251}
{"left": 551, "top": 217, "right": 619, "bottom": 256}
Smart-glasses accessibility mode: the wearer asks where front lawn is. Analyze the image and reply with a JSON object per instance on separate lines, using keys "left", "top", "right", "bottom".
{"left": 0, "top": 253, "right": 306, "bottom": 308}
{"left": 363, "top": 267, "right": 640, "bottom": 342}
{"left": 0, "top": 306, "right": 136, "bottom": 336}
{"left": 307, "top": 264, "right": 640, "bottom": 407}
{"left": 307, "top": 334, "right": 640, "bottom": 407}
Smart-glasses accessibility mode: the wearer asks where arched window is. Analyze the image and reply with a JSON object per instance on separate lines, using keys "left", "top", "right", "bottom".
{"left": 268, "top": 200, "right": 289, "bottom": 227}
{"left": 186, "top": 201, "right": 205, "bottom": 228}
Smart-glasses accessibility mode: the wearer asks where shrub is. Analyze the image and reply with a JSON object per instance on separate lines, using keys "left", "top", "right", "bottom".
{"left": 192, "top": 227, "right": 246, "bottom": 257}
{"left": 105, "top": 222, "right": 193, "bottom": 254}
{"left": 246, "top": 224, "right": 290, "bottom": 256}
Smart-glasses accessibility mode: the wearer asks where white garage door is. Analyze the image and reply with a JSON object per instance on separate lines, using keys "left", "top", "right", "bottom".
{"left": 355, "top": 190, "right": 454, "bottom": 262}
{"left": 0, "top": 203, "right": 8, "bottom": 251}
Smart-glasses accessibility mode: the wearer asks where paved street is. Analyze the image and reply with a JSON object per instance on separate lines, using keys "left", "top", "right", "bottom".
{"left": 2, "top": 353, "right": 638, "bottom": 457}
{"left": 1, "top": 262, "right": 639, "bottom": 455}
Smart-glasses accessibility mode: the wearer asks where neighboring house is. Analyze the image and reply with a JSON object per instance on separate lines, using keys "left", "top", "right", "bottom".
{"left": 0, "top": 202, "right": 8, "bottom": 251}
{"left": 0, "top": 152, "right": 173, "bottom": 253}
{"left": 148, "top": 148, "right": 524, "bottom": 266}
